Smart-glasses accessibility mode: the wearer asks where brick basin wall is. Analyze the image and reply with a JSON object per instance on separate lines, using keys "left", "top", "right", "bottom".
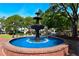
{"left": 4, "top": 50, "right": 65, "bottom": 56}
{"left": 3, "top": 42, "right": 69, "bottom": 56}
{"left": 3, "top": 47, "right": 68, "bottom": 56}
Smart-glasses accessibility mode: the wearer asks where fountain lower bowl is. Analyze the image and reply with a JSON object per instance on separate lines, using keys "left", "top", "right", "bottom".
{"left": 4, "top": 36, "right": 69, "bottom": 56}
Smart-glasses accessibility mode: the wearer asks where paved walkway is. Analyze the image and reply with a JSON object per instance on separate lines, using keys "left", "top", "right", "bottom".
{"left": 0, "top": 38, "right": 8, "bottom": 56}
{"left": 0, "top": 45, "right": 3, "bottom": 56}
{"left": 0, "top": 45, "right": 6, "bottom": 56}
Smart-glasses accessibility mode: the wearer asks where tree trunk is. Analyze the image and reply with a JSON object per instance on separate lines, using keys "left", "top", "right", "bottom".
{"left": 72, "top": 18, "right": 78, "bottom": 38}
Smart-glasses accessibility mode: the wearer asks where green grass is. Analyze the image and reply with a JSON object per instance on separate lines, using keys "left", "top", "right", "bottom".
{"left": 0, "top": 34, "right": 12, "bottom": 39}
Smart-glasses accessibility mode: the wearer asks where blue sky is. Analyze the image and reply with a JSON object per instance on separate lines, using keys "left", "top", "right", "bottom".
{"left": 0, "top": 3, "right": 49, "bottom": 18}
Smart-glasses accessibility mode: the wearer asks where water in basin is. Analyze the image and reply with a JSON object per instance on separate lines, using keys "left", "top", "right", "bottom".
{"left": 10, "top": 36, "right": 64, "bottom": 48}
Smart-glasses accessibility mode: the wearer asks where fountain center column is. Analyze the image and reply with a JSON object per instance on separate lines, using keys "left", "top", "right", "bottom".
{"left": 35, "top": 29, "right": 40, "bottom": 42}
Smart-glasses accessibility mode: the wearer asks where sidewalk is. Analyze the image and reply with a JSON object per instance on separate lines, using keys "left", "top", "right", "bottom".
{"left": 0, "top": 45, "right": 5, "bottom": 56}
{"left": 0, "top": 38, "right": 8, "bottom": 56}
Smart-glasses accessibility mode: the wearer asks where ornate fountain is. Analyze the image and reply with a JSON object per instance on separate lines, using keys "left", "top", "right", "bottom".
{"left": 31, "top": 9, "right": 44, "bottom": 42}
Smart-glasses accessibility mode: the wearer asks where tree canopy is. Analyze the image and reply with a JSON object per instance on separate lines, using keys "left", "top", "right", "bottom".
{"left": 44, "top": 3, "right": 79, "bottom": 37}
{"left": 3, "top": 15, "right": 34, "bottom": 33}
{"left": 42, "top": 4, "right": 71, "bottom": 31}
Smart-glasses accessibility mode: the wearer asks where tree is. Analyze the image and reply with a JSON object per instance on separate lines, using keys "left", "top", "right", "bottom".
{"left": 41, "top": 8, "right": 54, "bottom": 29}
{"left": 42, "top": 5, "right": 71, "bottom": 31}
{"left": 44, "top": 3, "right": 79, "bottom": 38}
{"left": 59, "top": 3, "right": 79, "bottom": 38}
{"left": 4, "top": 15, "right": 24, "bottom": 34}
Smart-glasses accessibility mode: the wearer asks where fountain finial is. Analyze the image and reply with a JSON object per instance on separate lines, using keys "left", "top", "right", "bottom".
{"left": 33, "top": 9, "right": 42, "bottom": 24}
{"left": 35, "top": 9, "right": 41, "bottom": 16}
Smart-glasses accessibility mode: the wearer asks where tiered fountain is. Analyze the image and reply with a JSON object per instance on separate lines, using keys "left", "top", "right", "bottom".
{"left": 31, "top": 10, "right": 44, "bottom": 42}
{"left": 4, "top": 9, "right": 69, "bottom": 56}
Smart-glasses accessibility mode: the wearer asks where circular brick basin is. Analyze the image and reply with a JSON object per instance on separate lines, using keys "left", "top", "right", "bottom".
{"left": 3, "top": 39, "right": 69, "bottom": 56}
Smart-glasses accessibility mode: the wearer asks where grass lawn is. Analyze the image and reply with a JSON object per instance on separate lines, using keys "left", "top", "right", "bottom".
{"left": 0, "top": 34, "right": 12, "bottom": 39}
{"left": 0, "top": 34, "right": 12, "bottom": 45}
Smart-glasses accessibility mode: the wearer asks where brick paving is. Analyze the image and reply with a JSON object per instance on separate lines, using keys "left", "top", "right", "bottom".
{"left": 0, "top": 38, "right": 8, "bottom": 56}
{"left": 0, "top": 45, "right": 4, "bottom": 56}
